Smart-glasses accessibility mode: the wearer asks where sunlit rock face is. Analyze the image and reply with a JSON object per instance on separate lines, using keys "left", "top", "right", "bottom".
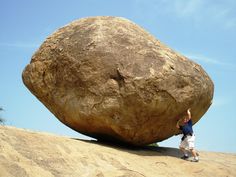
{"left": 22, "top": 16, "right": 214, "bottom": 146}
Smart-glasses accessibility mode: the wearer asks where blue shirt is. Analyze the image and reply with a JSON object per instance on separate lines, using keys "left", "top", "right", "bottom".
{"left": 180, "top": 119, "right": 193, "bottom": 135}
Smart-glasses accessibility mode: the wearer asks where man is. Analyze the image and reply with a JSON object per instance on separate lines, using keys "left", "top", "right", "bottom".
{"left": 176, "top": 108, "right": 199, "bottom": 162}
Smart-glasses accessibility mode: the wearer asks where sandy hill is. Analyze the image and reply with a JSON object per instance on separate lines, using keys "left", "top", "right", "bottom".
{"left": 0, "top": 126, "right": 235, "bottom": 177}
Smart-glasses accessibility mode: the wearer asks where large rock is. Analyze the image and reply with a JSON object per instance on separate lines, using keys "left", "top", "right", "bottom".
{"left": 22, "top": 16, "right": 214, "bottom": 146}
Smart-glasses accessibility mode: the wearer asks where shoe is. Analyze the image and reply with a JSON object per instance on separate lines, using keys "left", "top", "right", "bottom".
{"left": 180, "top": 155, "right": 189, "bottom": 160}
{"left": 191, "top": 158, "right": 199, "bottom": 162}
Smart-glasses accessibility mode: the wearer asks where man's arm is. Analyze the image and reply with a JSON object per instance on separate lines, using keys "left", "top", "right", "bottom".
{"left": 187, "top": 108, "right": 191, "bottom": 120}
{"left": 176, "top": 119, "right": 180, "bottom": 129}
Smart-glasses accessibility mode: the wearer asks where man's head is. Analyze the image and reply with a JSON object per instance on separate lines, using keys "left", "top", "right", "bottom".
{"left": 183, "top": 115, "right": 189, "bottom": 123}
{"left": 178, "top": 115, "right": 188, "bottom": 126}
{"left": 180, "top": 113, "right": 189, "bottom": 124}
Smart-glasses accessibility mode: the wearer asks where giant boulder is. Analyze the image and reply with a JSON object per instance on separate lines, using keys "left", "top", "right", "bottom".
{"left": 22, "top": 16, "right": 214, "bottom": 146}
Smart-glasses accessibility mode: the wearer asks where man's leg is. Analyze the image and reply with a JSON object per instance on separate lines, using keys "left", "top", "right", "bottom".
{"left": 188, "top": 134, "right": 199, "bottom": 162}
{"left": 190, "top": 148, "right": 198, "bottom": 158}
{"left": 180, "top": 146, "right": 188, "bottom": 155}
{"left": 179, "top": 140, "right": 189, "bottom": 159}
{"left": 190, "top": 148, "right": 199, "bottom": 162}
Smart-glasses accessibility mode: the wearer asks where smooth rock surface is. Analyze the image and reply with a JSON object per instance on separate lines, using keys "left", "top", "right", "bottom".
{"left": 22, "top": 16, "right": 214, "bottom": 145}
{"left": 1, "top": 126, "right": 235, "bottom": 177}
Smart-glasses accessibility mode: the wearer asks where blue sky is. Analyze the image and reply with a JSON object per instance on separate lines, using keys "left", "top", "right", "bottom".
{"left": 1, "top": 0, "right": 236, "bottom": 153}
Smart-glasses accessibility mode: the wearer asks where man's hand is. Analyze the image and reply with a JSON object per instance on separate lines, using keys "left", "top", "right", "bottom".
{"left": 187, "top": 108, "right": 191, "bottom": 114}
{"left": 187, "top": 108, "right": 191, "bottom": 119}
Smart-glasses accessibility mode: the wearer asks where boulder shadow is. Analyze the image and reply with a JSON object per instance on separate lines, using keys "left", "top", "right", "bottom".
{"left": 72, "top": 138, "right": 182, "bottom": 158}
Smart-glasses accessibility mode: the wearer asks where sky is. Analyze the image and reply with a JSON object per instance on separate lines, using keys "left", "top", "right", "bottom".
{"left": 1, "top": 0, "right": 236, "bottom": 153}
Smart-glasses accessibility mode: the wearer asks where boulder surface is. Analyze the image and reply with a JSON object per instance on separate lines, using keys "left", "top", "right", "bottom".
{"left": 22, "top": 16, "right": 214, "bottom": 145}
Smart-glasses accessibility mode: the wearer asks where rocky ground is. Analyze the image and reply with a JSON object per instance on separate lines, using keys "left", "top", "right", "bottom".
{"left": 0, "top": 126, "right": 235, "bottom": 177}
